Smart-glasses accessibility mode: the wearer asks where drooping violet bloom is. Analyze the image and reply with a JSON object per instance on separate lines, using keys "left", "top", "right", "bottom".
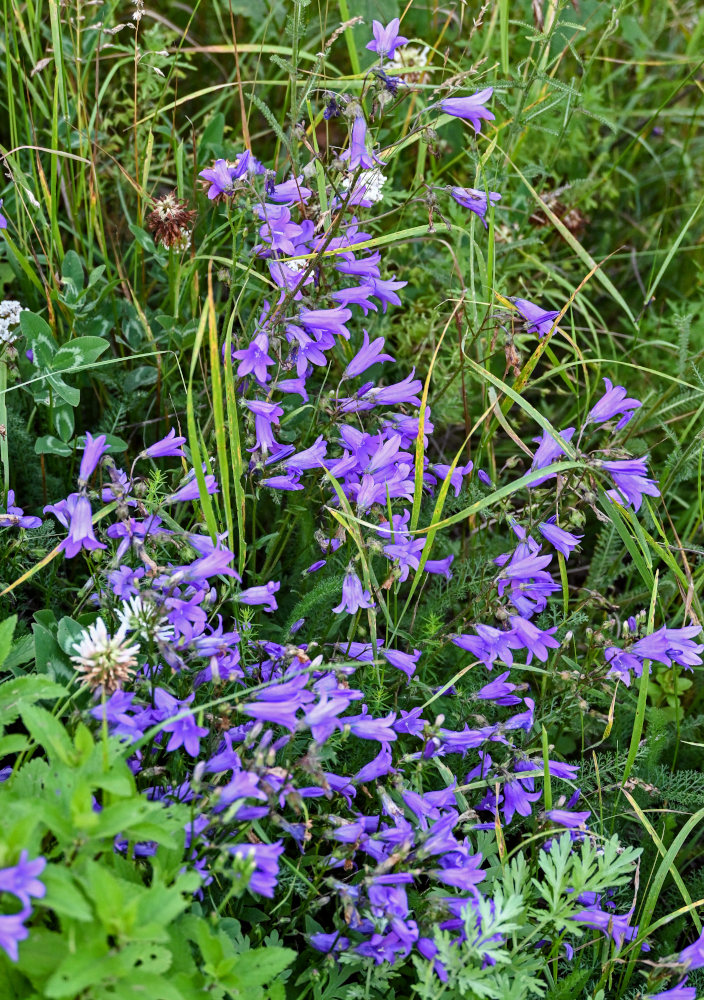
{"left": 0, "top": 490, "right": 42, "bottom": 529}
{"left": 680, "top": 929, "right": 704, "bottom": 969}
{"left": 299, "top": 306, "right": 353, "bottom": 341}
{"left": 587, "top": 377, "right": 642, "bottom": 429}
{"left": 232, "top": 332, "right": 275, "bottom": 384}
{"left": 345, "top": 330, "right": 395, "bottom": 378}
{"left": 46, "top": 493, "right": 106, "bottom": 558}
{"left": 546, "top": 808, "right": 591, "bottom": 828}
{"left": 538, "top": 518, "right": 583, "bottom": 559}
{"left": 285, "top": 435, "right": 328, "bottom": 473}
{"left": 570, "top": 907, "right": 644, "bottom": 952}
{"left": 166, "top": 470, "right": 219, "bottom": 503}
{"left": 309, "top": 931, "right": 350, "bottom": 954}
{"left": 0, "top": 200, "right": 6, "bottom": 229}
{"left": 355, "top": 742, "right": 397, "bottom": 782}
{"left": 244, "top": 399, "right": 284, "bottom": 455}
{"left": 602, "top": 457, "right": 660, "bottom": 511}
{"left": 346, "top": 707, "right": 397, "bottom": 742}
{"left": 512, "top": 297, "right": 561, "bottom": 338}
{"left": 644, "top": 984, "right": 695, "bottom": 1000}
{"left": 451, "top": 187, "right": 501, "bottom": 227}
{"left": 528, "top": 426, "right": 575, "bottom": 486}
{"left": 368, "top": 276, "right": 407, "bottom": 313}
{"left": 77, "top": 432, "right": 110, "bottom": 487}
{"left": 267, "top": 176, "right": 312, "bottom": 204}
{"left": 603, "top": 645, "right": 644, "bottom": 686}
{"left": 475, "top": 671, "right": 521, "bottom": 707}
{"left": 333, "top": 569, "right": 374, "bottom": 615}
{"left": 366, "top": 18, "right": 408, "bottom": 60}
{"left": 631, "top": 625, "right": 704, "bottom": 670}
{"left": 425, "top": 555, "right": 455, "bottom": 579}
{"left": 344, "top": 369, "right": 423, "bottom": 410}
{"left": 229, "top": 841, "right": 284, "bottom": 898}
{"left": 0, "top": 908, "right": 31, "bottom": 961}
{"left": 383, "top": 647, "right": 420, "bottom": 680}
{"left": 344, "top": 116, "right": 376, "bottom": 171}
{"left": 440, "top": 87, "right": 495, "bottom": 133}
{"left": 236, "top": 581, "right": 280, "bottom": 613}
{"left": 453, "top": 624, "right": 515, "bottom": 670}
{"left": 0, "top": 851, "right": 46, "bottom": 908}
{"left": 140, "top": 428, "right": 187, "bottom": 459}
{"left": 332, "top": 284, "right": 378, "bottom": 315}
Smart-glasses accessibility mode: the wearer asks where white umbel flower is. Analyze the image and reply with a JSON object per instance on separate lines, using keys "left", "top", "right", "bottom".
{"left": 71, "top": 618, "right": 140, "bottom": 693}
{"left": 0, "top": 300, "right": 26, "bottom": 345}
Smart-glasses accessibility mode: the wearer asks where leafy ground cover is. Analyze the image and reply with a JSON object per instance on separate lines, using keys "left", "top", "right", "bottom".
{"left": 1, "top": 1, "right": 704, "bottom": 998}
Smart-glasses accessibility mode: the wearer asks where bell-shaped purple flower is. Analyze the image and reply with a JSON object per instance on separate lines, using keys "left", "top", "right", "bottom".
{"left": 512, "top": 297, "right": 560, "bottom": 338}
{"left": 333, "top": 569, "right": 374, "bottom": 615}
{"left": 140, "top": 428, "right": 186, "bottom": 459}
{"left": 78, "top": 432, "right": 110, "bottom": 487}
{"left": 0, "top": 200, "right": 7, "bottom": 230}
{"left": 236, "top": 581, "right": 280, "bottom": 612}
{"left": 366, "top": 18, "right": 408, "bottom": 60}
{"left": 451, "top": 187, "right": 501, "bottom": 227}
{"left": 345, "top": 116, "right": 376, "bottom": 170}
{"left": 538, "top": 518, "right": 583, "bottom": 558}
{"left": 440, "top": 87, "right": 495, "bottom": 133}
{"left": 232, "top": 332, "right": 275, "bottom": 384}
{"left": 602, "top": 457, "right": 660, "bottom": 511}
{"left": 588, "top": 377, "right": 641, "bottom": 429}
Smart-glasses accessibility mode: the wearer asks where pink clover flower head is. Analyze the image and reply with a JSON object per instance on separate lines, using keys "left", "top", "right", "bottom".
{"left": 366, "top": 18, "right": 408, "bottom": 61}
{"left": 440, "top": 87, "right": 495, "bottom": 133}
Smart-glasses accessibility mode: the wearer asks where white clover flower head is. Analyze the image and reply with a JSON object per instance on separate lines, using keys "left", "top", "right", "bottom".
{"left": 71, "top": 618, "right": 140, "bottom": 693}
{"left": 0, "top": 300, "right": 26, "bottom": 345}
{"left": 341, "top": 168, "right": 387, "bottom": 205}
{"left": 117, "top": 594, "right": 174, "bottom": 644}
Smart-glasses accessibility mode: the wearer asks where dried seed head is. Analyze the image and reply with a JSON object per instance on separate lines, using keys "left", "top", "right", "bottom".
{"left": 147, "top": 191, "right": 196, "bottom": 249}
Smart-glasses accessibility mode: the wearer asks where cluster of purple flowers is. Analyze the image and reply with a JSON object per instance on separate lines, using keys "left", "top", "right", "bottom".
{"left": 8, "top": 16, "right": 699, "bottom": 988}
{"left": 0, "top": 851, "right": 46, "bottom": 961}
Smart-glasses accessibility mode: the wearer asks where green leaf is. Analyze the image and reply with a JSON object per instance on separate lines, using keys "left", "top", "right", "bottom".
{"left": 19, "top": 312, "right": 56, "bottom": 365}
{"left": 53, "top": 405, "right": 74, "bottom": 444}
{"left": 34, "top": 436, "right": 72, "bottom": 457}
{"left": 41, "top": 866, "right": 93, "bottom": 922}
{"left": 52, "top": 336, "right": 110, "bottom": 372}
{"left": 0, "top": 615, "right": 17, "bottom": 668}
{"left": 19, "top": 704, "right": 74, "bottom": 762}
{"left": 0, "top": 676, "right": 67, "bottom": 726}
{"left": 229, "top": 947, "right": 295, "bottom": 989}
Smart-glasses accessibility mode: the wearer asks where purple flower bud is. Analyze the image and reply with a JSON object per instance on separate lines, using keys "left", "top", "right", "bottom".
{"left": 141, "top": 428, "right": 187, "bottom": 459}
{"left": 78, "top": 432, "right": 110, "bottom": 486}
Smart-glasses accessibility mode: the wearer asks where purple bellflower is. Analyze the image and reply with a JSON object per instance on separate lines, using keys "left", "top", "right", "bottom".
{"left": 333, "top": 569, "right": 375, "bottom": 615}
{"left": 512, "top": 297, "right": 560, "bottom": 338}
{"left": 236, "top": 581, "right": 280, "bottom": 613}
{"left": 345, "top": 330, "right": 395, "bottom": 378}
{"left": 440, "top": 88, "right": 495, "bottom": 133}
{"left": 366, "top": 18, "right": 408, "bottom": 61}
{"left": 0, "top": 200, "right": 7, "bottom": 229}
{"left": 538, "top": 518, "right": 583, "bottom": 559}
{"left": 140, "top": 428, "right": 187, "bottom": 460}
{"left": 588, "top": 378, "right": 641, "bottom": 429}
{"left": 345, "top": 116, "right": 376, "bottom": 171}
{"left": 602, "top": 458, "right": 660, "bottom": 511}
{"left": 451, "top": 187, "right": 501, "bottom": 227}
{"left": 78, "top": 432, "right": 110, "bottom": 487}
{"left": 232, "top": 332, "right": 275, "bottom": 384}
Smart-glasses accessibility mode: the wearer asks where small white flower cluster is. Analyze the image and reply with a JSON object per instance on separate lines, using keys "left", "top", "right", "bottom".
{"left": 342, "top": 168, "right": 387, "bottom": 205}
{"left": 71, "top": 618, "right": 141, "bottom": 693}
{"left": 0, "top": 300, "right": 25, "bottom": 345}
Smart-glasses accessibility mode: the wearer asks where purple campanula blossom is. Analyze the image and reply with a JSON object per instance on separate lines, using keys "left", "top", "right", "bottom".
{"left": 153, "top": 688, "right": 208, "bottom": 757}
{"left": 0, "top": 490, "right": 42, "bottom": 529}
{"left": 475, "top": 671, "right": 521, "bottom": 706}
{"left": 355, "top": 742, "right": 397, "bottom": 782}
{"left": 645, "top": 985, "right": 695, "bottom": 1000}
{"left": 304, "top": 560, "right": 326, "bottom": 574}
{"left": 336, "top": 251, "right": 382, "bottom": 281}
{"left": 0, "top": 852, "right": 46, "bottom": 908}
{"left": 680, "top": 929, "right": 704, "bottom": 969}
{"left": 368, "top": 276, "right": 407, "bottom": 313}
{"left": 508, "top": 616, "right": 560, "bottom": 663}
{"left": 602, "top": 457, "right": 660, "bottom": 511}
{"left": 345, "top": 369, "right": 422, "bottom": 410}
{"left": 383, "top": 647, "right": 420, "bottom": 680}
{"left": 232, "top": 333, "right": 275, "bottom": 384}
{"left": 344, "top": 116, "right": 376, "bottom": 170}
{"left": 546, "top": 808, "right": 591, "bottom": 828}
{"left": 346, "top": 707, "right": 397, "bottom": 742}
{"left": 244, "top": 399, "right": 284, "bottom": 455}
{"left": 604, "top": 645, "right": 644, "bottom": 686}
{"left": 261, "top": 473, "right": 303, "bottom": 491}
{"left": 588, "top": 377, "right": 641, "bottom": 429}
{"left": 332, "top": 284, "right": 378, "bottom": 316}
{"left": 199, "top": 159, "right": 238, "bottom": 199}
{"left": 229, "top": 841, "right": 283, "bottom": 898}
{"left": 538, "top": 518, "right": 583, "bottom": 558}
{"left": 44, "top": 493, "right": 105, "bottom": 558}
{"left": 425, "top": 555, "right": 454, "bottom": 579}
{"left": 333, "top": 569, "right": 374, "bottom": 615}
{"left": 285, "top": 435, "right": 328, "bottom": 472}
{"left": 166, "top": 470, "right": 219, "bottom": 503}
{"left": 512, "top": 297, "right": 560, "bottom": 338}
{"left": 0, "top": 909, "right": 31, "bottom": 961}
{"left": 366, "top": 18, "right": 408, "bottom": 60}
{"left": 299, "top": 306, "right": 352, "bottom": 341}
{"left": 78, "top": 432, "right": 110, "bottom": 486}
{"left": 529, "top": 426, "right": 575, "bottom": 486}
{"left": 440, "top": 87, "right": 495, "bottom": 133}
{"left": 310, "top": 931, "right": 350, "bottom": 954}
{"left": 451, "top": 187, "right": 501, "bottom": 227}
{"left": 236, "top": 581, "right": 280, "bottom": 612}
{"left": 0, "top": 200, "right": 7, "bottom": 229}
{"left": 570, "top": 907, "right": 644, "bottom": 951}
{"left": 631, "top": 625, "right": 703, "bottom": 669}
{"left": 345, "top": 330, "right": 395, "bottom": 378}
{"left": 267, "top": 176, "right": 312, "bottom": 204}
{"left": 140, "top": 428, "right": 186, "bottom": 459}
{"left": 454, "top": 623, "right": 515, "bottom": 670}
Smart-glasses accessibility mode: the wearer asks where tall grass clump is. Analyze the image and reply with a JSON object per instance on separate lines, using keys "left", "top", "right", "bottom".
{"left": 0, "top": 1, "right": 703, "bottom": 998}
